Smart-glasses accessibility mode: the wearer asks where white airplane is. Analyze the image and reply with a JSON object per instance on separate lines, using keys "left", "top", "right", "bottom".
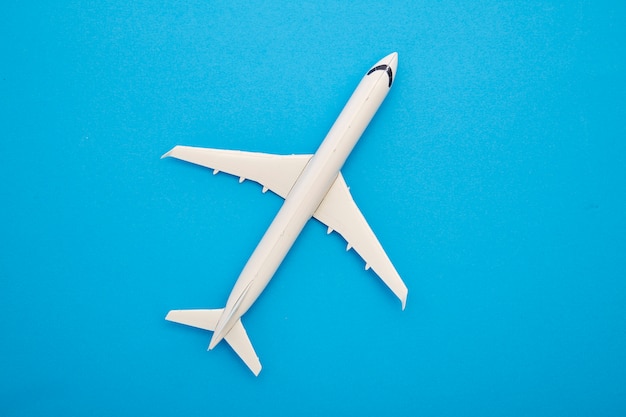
{"left": 163, "top": 52, "right": 407, "bottom": 376}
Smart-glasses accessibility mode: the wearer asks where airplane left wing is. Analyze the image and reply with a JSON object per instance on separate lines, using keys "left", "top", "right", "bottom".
{"left": 162, "top": 145, "right": 313, "bottom": 199}
{"left": 313, "top": 173, "right": 408, "bottom": 309}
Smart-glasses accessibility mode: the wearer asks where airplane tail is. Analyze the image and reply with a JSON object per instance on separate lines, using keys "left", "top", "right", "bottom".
{"left": 166, "top": 309, "right": 262, "bottom": 376}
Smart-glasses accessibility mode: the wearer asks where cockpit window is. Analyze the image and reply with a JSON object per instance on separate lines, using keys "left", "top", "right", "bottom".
{"left": 366, "top": 64, "right": 393, "bottom": 87}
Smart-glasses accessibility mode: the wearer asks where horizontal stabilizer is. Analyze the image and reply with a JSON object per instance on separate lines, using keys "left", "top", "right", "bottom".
{"left": 166, "top": 309, "right": 222, "bottom": 331}
{"left": 166, "top": 309, "right": 262, "bottom": 376}
{"left": 224, "top": 319, "right": 262, "bottom": 376}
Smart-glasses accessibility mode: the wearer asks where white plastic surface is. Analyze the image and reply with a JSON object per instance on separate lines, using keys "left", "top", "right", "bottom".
{"left": 164, "top": 52, "right": 405, "bottom": 375}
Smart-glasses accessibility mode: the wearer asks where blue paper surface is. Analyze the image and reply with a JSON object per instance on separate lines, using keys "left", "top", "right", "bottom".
{"left": 1, "top": 1, "right": 625, "bottom": 415}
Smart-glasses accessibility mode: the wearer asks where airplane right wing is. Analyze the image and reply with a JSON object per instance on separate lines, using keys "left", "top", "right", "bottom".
{"left": 313, "top": 173, "right": 408, "bottom": 309}
{"left": 162, "top": 145, "right": 313, "bottom": 199}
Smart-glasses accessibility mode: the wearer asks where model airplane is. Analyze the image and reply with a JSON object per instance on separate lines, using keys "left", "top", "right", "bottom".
{"left": 163, "top": 52, "right": 407, "bottom": 375}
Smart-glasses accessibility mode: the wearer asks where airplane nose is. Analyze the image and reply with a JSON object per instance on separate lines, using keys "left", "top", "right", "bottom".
{"left": 386, "top": 52, "right": 398, "bottom": 84}
{"left": 368, "top": 52, "right": 398, "bottom": 88}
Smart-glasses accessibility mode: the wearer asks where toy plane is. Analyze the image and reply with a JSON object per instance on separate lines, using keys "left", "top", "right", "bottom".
{"left": 163, "top": 52, "right": 407, "bottom": 375}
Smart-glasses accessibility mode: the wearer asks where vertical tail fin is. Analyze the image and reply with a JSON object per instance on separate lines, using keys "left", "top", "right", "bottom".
{"left": 166, "top": 309, "right": 262, "bottom": 376}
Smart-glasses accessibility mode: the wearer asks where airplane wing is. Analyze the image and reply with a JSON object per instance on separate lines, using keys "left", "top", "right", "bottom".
{"left": 166, "top": 309, "right": 262, "bottom": 376}
{"left": 162, "top": 145, "right": 313, "bottom": 199}
{"left": 313, "top": 173, "right": 408, "bottom": 309}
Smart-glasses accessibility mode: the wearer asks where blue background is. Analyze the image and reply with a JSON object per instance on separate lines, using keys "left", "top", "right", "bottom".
{"left": 1, "top": 1, "right": 625, "bottom": 415}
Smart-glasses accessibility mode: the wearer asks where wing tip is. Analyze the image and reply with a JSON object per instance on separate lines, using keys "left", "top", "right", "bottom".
{"left": 399, "top": 288, "right": 408, "bottom": 311}
{"left": 161, "top": 147, "right": 175, "bottom": 159}
{"left": 161, "top": 145, "right": 185, "bottom": 159}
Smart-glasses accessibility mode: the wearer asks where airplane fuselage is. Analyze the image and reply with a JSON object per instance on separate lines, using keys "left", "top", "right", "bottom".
{"left": 209, "top": 53, "right": 398, "bottom": 348}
